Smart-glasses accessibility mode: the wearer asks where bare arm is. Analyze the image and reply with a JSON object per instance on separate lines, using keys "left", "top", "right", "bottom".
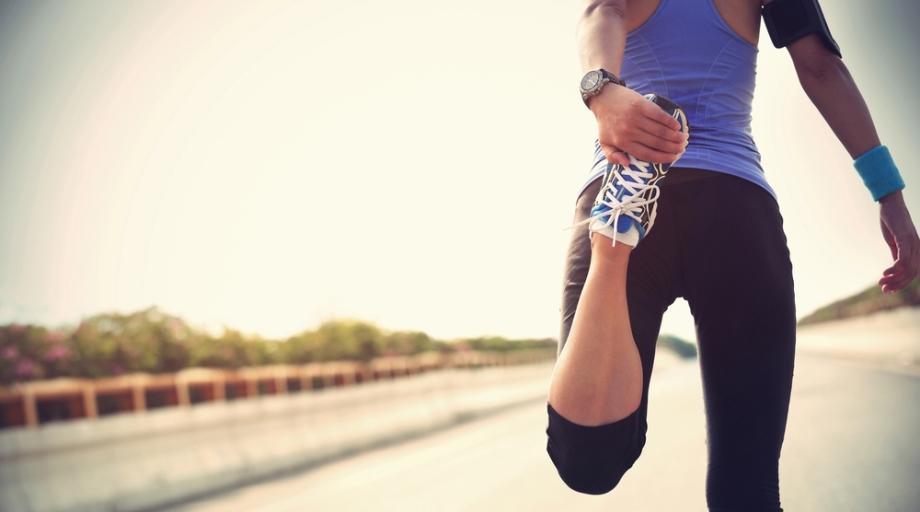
{"left": 786, "top": 34, "right": 878, "bottom": 158}
{"left": 785, "top": 31, "right": 920, "bottom": 292}
{"left": 577, "top": 0, "right": 687, "bottom": 166}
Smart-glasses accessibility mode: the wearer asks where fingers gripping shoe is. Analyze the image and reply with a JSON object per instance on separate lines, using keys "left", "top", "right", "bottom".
{"left": 588, "top": 94, "right": 688, "bottom": 246}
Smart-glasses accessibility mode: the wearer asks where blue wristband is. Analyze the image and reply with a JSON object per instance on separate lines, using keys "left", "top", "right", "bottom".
{"left": 853, "top": 145, "right": 905, "bottom": 201}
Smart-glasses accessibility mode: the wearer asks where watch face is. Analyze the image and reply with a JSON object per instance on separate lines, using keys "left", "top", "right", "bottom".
{"left": 581, "top": 70, "right": 602, "bottom": 92}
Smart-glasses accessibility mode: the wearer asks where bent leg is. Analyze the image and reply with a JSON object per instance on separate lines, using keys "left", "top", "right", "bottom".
{"left": 547, "top": 179, "right": 680, "bottom": 494}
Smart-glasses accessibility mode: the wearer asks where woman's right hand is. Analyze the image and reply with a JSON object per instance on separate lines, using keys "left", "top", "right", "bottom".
{"left": 588, "top": 85, "right": 688, "bottom": 166}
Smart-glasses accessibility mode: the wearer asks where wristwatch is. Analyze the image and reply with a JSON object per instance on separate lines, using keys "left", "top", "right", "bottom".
{"left": 580, "top": 69, "right": 626, "bottom": 108}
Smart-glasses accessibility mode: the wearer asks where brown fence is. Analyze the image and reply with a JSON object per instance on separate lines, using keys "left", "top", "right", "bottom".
{"left": 0, "top": 349, "right": 555, "bottom": 429}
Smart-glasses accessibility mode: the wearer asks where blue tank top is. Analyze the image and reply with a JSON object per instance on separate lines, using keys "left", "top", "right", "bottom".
{"left": 582, "top": 0, "right": 775, "bottom": 199}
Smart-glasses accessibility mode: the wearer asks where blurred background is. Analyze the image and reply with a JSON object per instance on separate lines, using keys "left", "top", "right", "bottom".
{"left": 1, "top": 0, "right": 917, "bottom": 342}
{"left": 0, "top": 0, "right": 918, "bottom": 511}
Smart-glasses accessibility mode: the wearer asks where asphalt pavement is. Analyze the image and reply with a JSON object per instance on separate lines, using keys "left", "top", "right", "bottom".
{"left": 164, "top": 350, "right": 920, "bottom": 512}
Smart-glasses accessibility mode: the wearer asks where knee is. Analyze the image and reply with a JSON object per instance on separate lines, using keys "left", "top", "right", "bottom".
{"left": 545, "top": 404, "right": 642, "bottom": 495}
{"left": 551, "top": 449, "right": 628, "bottom": 495}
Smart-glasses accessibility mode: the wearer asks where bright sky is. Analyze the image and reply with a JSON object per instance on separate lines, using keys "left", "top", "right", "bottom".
{"left": 0, "top": 0, "right": 917, "bottom": 342}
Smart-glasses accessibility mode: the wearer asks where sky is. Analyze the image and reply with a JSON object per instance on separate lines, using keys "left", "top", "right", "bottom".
{"left": 0, "top": 0, "right": 917, "bottom": 342}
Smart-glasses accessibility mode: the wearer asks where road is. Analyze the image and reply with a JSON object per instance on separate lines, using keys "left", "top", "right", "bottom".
{"left": 165, "top": 354, "right": 920, "bottom": 512}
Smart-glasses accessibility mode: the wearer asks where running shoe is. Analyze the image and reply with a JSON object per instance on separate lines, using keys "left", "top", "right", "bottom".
{"left": 588, "top": 94, "right": 688, "bottom": 246}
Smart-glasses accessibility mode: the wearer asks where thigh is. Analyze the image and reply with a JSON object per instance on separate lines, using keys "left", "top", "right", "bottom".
{"left": 678, "top": 176, "right": 796, "bottom": 510}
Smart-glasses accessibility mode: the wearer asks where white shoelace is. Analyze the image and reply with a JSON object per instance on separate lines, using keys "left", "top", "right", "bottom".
{"left": 572, "top": 154, "right": 661, "bottom": 235}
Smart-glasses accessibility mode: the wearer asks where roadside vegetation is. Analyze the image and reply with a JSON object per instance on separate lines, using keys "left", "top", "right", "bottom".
{"left": 0, "top": 307, "right": 556, "bottom": 385}
{"left": 657, "top": 334, "right": 697, "bottom": 359}
{"left": 798, "top": 278, "right": 920, "bottom": 326}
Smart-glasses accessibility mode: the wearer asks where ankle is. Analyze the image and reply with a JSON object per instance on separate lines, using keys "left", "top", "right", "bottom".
{"left": 591, "top": 235, "right": 633, "bottom": 263}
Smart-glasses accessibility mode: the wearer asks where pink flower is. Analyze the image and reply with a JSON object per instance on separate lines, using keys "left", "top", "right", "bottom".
{"left": 44, "top": 345, "right": 70, "bottom": 362}
{"left": 44, "top": 332, "right": 65, "bottom": 344}
{"left": 1, "top": 345, "right": 19, "bottom": 360}
{"left": 14, "top": 358, "right": 35, "bottom": 379}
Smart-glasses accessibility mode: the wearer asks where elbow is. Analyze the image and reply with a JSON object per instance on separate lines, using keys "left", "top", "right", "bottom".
{"left": 796, "top": 54, "right": 850, "bottom": 92}
{"left": 789, "top": 34, "right": 851, "bottom": 90}
{"left": 582, "top": 1, "right": 627, "bottom": 22}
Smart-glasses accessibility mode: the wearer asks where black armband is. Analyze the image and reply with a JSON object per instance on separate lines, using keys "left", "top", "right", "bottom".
{"left": 762, "top": 0, "right": 841, "bottom": 58}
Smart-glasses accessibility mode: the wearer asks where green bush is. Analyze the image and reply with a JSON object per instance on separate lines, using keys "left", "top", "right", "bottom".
{"left": 657, "top": 334, "right": 697, "bottom": 359}
{"left": 798, "top": 278, "right": 920, "bottom": 326}
{"left": 0, "top": 307, "right": 551, "bottom": 382}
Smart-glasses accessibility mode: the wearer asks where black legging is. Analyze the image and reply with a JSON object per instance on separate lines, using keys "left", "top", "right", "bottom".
{"left": 547, "top": 169, "right": 797, "bottom": 512}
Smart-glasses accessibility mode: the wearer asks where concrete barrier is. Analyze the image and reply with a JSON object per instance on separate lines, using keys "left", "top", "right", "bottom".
{"left": 0, "top": 362, "right": 554, "bottom": 512}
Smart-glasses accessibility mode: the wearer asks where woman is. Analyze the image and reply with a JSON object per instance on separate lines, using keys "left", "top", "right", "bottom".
{"left": 545, "top": 0, "right": 919, "bottom": 510}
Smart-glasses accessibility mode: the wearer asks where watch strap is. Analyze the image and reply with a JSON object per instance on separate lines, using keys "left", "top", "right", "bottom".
{"left": 599, "top": 69, "right": 626, "bottom": 87}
